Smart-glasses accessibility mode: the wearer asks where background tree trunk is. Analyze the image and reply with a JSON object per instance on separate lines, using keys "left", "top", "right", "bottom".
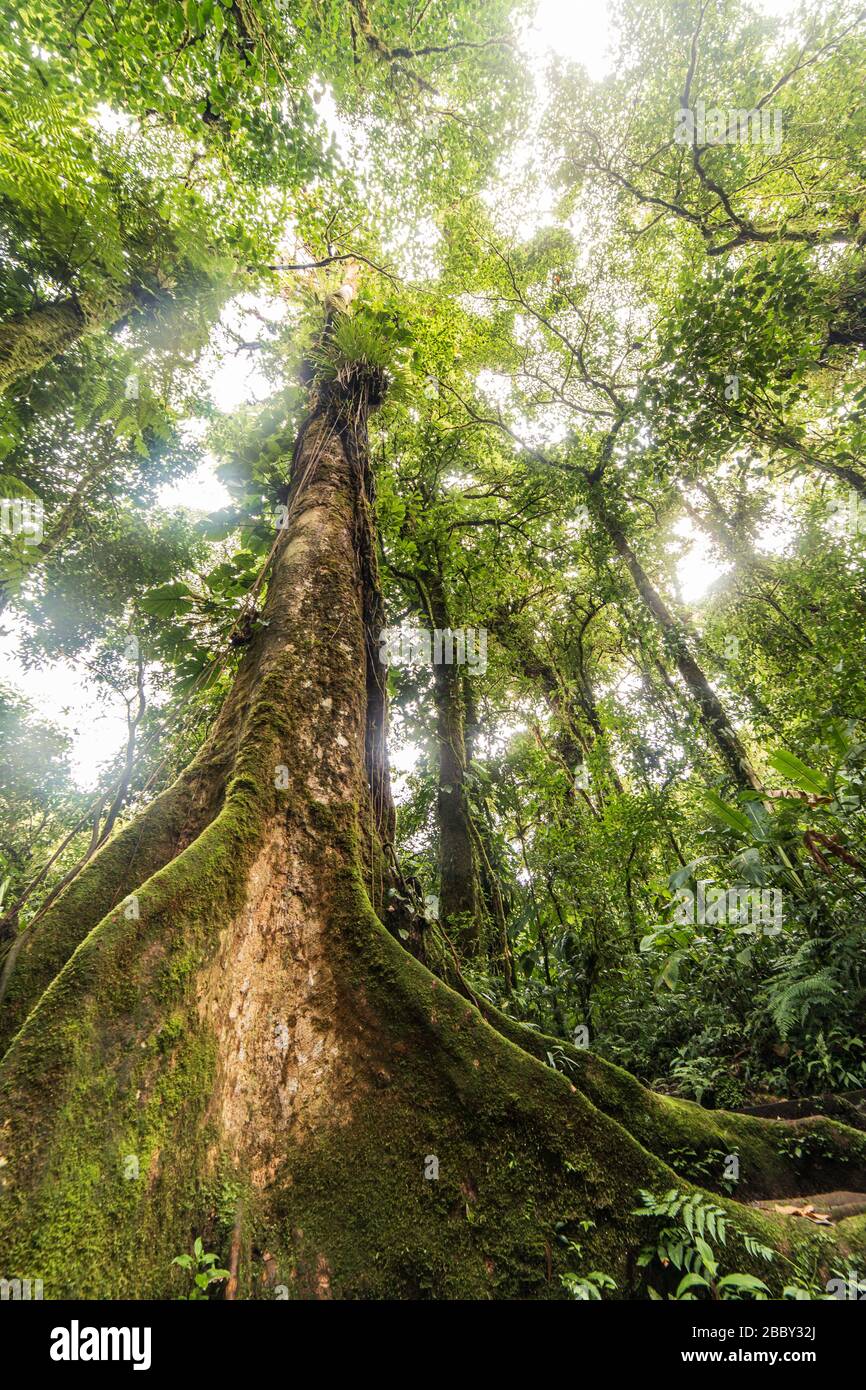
{"left": 0, "top": 288, "right": 132, "bottom": 395}
{"left": 424, "top": 569, "right": 484, "bottom": 953}
{"left": 591, "top": 490, "right": 763, "bottom": 793}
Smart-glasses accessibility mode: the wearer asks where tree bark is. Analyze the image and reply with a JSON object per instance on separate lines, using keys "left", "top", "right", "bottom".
{"left": 0, "top": 288, "right": 132, "bottom": 396}
{"left": 2, "top": 367, "right": 865, "bottom": 1298}
{"left": 408, "top": 563, "right": 514, "bottom": 981}
{"left": 423, "top": 568, "right": 484, "bottom": 952}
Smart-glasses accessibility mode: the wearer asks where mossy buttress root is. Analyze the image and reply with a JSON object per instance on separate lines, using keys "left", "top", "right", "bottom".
{"left": 2, "top": 805, "right": 866, "bottom": 1298}
{"left": 480, "top": 1004, "right": 866, "bottom": 1202}
{"left": 0, "top": 759, "right": 227, "bottom": 1057}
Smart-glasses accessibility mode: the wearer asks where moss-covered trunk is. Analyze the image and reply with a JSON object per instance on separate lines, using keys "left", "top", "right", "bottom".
{"left": 3, "top": 364, "right": 866, "bottom": 1299}
{"left": 0, "top": 288, "right": 132, "bottom": 395}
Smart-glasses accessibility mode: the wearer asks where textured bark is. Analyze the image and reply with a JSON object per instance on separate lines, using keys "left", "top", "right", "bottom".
{"left": 392, "top": 541, "right": 516, "bottom": 975}
{"left": 414, "top": 564, "right": 513, "bottom": 980}
{"left": 0, "top": 288, "right": 132, "bottom": 395}
{"left": 0, "top": 388, "right": 372, "bottom": 1045}
{"left": 3, "top": 366, "right": 866, "bottom": 1299}
{"left": 0, "top": 724, "right": 230, "bottom": 1051}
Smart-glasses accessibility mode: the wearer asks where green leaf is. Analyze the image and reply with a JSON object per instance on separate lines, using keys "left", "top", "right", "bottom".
{"left": 676, "top": 1272, "right": 710, "bottom": 1298}
{"left": 140, "top": 582, "right": 196, "bottom": 619}
{"left": 767, "top": 749, "right": 829, "bottom": 796}
{"left": 668, "top": 858, "right": 703, "bottom": 891}
{"left": 717, "top": 1273, "right": 770, "bottom": 1296}
{"left": 703, "top": 790, "right": 753, "bottom": 837}
{"left": 0, "top": 474, "right": 39, "bottom": 500}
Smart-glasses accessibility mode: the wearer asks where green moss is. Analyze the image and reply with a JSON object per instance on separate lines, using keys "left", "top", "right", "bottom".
{"left": 0, "top": 704, "right": 285, "bottom": 1296}
{"left": 228, "top": 843, "right": 866, "bottom": 1300}
{"left": 477, "top": 1006, "right": 866, "bottom": 1201}
{"left": 0, "top": 765, "right": 222, "bottom": 1056}
{"left": 5, "top": 771, "right": 866, "bottom": 1298}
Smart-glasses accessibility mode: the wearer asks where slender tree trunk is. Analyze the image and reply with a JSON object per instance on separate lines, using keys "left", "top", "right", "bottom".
{"left": 679, "top": 486, "right": 815, "bottom": 651}
{"left": 2, "top": 360, "right": 864, "bottom": 1297}
{"left": 463, "top": 675, "right": 480, "bottom": 767}
{"left": 431, "top": 660, "right": 477, "bottom": 935}
{"left": 0, "top": 456, "right": 107, "bottom": 614}
{"left": 768, "top": 435, "right": 866, "bottom": 498}
{"left": 497, "top": 624, "right": 620, "bottom": 801}
{"left": 418, "top": 567, "right": 515, "bottom": 981}
{"left": 394, "top": 555, "right": 488, "bottom": 958}
{"left": 460, "top": 677, "right": 516, "bottom": 987}
{"left": 423, "top": 569, "right": 484, "bottom": 952}
{"left": 591, "top": 490, "right": 763, "bottom": 793}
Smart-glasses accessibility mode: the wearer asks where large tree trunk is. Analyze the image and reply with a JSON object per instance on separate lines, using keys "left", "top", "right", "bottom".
{"left": 2, "top": 367, "right": 866, "bottom": 1298}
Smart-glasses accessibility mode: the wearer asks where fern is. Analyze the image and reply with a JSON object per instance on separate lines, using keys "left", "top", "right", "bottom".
{"left": 765, "top": 943, "right": 838, "bottom": 1039}
{"left": 635, "top": 1189, "right": 774, "bottom": 1300}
